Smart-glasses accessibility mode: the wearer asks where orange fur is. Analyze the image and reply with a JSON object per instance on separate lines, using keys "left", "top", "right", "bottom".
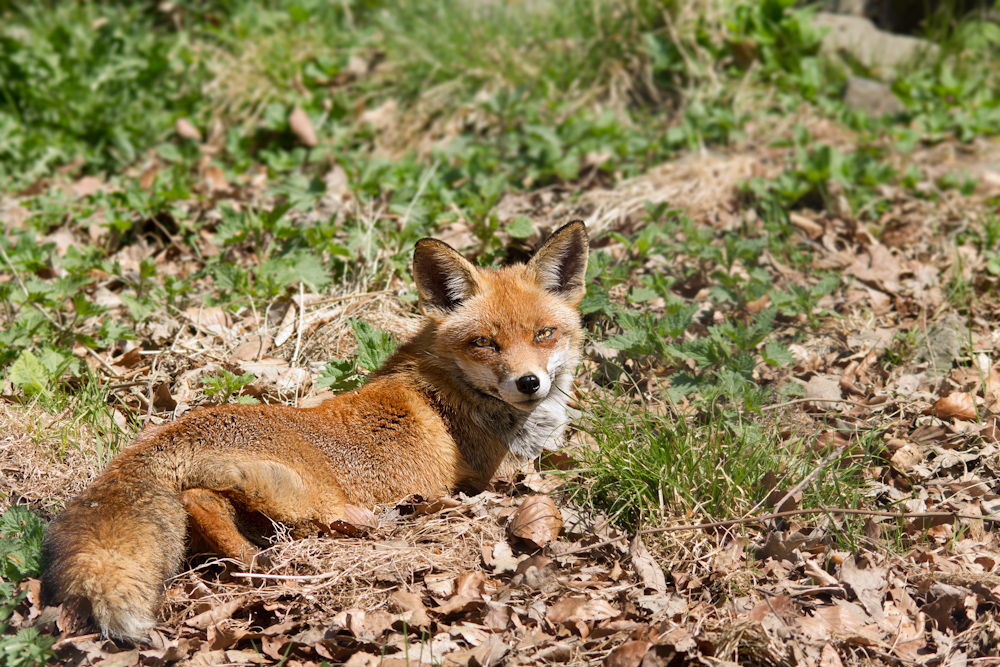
{"left": 41, "top": 221, "right": 589, "bottom": 644}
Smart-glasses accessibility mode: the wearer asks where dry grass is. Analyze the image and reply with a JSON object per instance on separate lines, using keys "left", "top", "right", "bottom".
{"left": 582, "top": 152, "right": 764, "bottom": 233}
{"left": 164, "top": 505, "right": 506, "bottom": 629}
{"left": 0, "top": 403, "right": 104, "bottom": 519}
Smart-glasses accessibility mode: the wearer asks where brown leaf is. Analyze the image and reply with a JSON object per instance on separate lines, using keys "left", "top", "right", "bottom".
{"left": 139, "top": 162, "right": 159, "bottom": 191}
{"left": 483, "top": 602, "right": 511, "bottom": 631}
{"left": 539, "top": 451, "right": 577, "bottom": 471}
{"left": 412, "top": 496, "right": 462, "bottom": 515}
{"left": 115, "top": 348, "right": 143, "bottom": 369}
{"left": 630, "top": 535, "right": 666, "bottom": 594}
{"left": 748, "top": 594, "right": 799, "bottom": 624}
{"left": 201, "top": 164, "right": 228, "bottom": 194}
{"left": 71, "top": 176, "right": 106, "bottom": 198}
{"left": 933, "top": 392, "right": 977, "bottom": 421}
{"left": 175, "top": 117, "right": 202, "bottom": 142}
{"left": 184, "top": 600, "right": 242, "bottom": 629}
{"left": 153, "top": 383, "right": 177, "bottom": 411}
{"left": 546, "top": 597, "right": 620, "bottom": 624}
{"left": 819, "top": 643, "right": 845, "bottom": 667}
{"left": 56, "top": 597, "right": 93, "bottom": 637}
{"left": 289, "top": 106, "right": 318, "bottom": 147}
{"left": 454, "top": 571, "right": 487, "bottom": 598}
{"left": 392, "top": 591, "right": 424, "bottom": 613}
{"left": 184, "top": 306, "right": 233, "bottom": 332}
{"left": 603, "top": 640, "right": 651, "bottom": 667}
{"left": 484, "top": 541, "right": 520, "bottom": 574}
{"left": 344, "top": 504, "right": 378, "bottom": 530}
{"left": 509, "top": 495, "right": 562, "bottom": 548}
{"left": 230, "top": 335, "right": 273, "bottom": 362}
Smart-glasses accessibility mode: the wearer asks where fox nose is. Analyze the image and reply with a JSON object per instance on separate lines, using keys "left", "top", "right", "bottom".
{"left": 516, "top": 374, "right": 541, "bottom": 395}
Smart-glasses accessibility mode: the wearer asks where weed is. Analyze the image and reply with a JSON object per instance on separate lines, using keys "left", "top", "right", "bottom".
{"left": 317, "top": 319, "right": 397, "bottom": 391}
{"left": 0, "top": 506, "right": 55, "bottom": 667}
{"left": 203, "top": 369, "right": 259, "bottom": 405}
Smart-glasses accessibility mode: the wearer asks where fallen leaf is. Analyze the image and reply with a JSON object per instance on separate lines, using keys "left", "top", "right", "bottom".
{"left": 630, "top": 535, "right": 667, "bottom": 594}
{"left": 344, "top": 504, "right": 378, "bottom": 530}
{"left": 289, "top": 106, "right": 318, "bottom": 147}
{"left": 176, "top": 117, "right": 202, "bottom": 141}
{"left": 509, "top": 495, "right": 563, "bottom": 548}
{"left": 603, "top": 640, "right": 651, "bottom": 667}
{"left": 184, "top": 600, "right": 242, "bottom": 629}
{"left": 934, "top": 392, "right": 977, "bottom": 421}
{"left": 484, "top": 540, "right": 520, "bottom": 574}
{"left": 546, "top": 597, "right": 620, "bottom": 624}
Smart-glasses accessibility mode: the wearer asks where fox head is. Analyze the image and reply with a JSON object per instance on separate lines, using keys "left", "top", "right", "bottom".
{"left": 413, "top": 221, "right": 589, "bottom": 414}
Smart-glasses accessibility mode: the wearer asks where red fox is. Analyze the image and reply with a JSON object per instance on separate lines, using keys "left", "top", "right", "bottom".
{"left": 41, "top": 221, "right": 589, "bottom": 644}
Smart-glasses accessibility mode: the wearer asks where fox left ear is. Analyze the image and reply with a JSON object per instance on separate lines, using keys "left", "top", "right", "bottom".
{"left": 526, "top": 221, "right": 589, "bottom": 306}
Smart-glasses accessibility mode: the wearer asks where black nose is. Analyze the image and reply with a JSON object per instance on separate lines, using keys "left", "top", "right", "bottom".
{"left": 516, "top": 374, "right": 541, "bottom": 395}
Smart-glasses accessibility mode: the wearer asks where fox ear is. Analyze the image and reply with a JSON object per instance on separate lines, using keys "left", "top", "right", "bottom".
{"left": 413, "top": 238, "right": 481, "bottom": 316}
{"left": 526, "top": 221, "right": 589, "bottom": 305}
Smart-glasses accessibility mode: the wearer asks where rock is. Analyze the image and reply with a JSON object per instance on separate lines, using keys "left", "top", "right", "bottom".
{"left": 914, "top": 313, "right": 965, "bottom": 376}
{"left": 843, "top": 76, "right": 905, "bottom": 116}
{"left": 812, "top": 12, "right": 938, "bottom": 74}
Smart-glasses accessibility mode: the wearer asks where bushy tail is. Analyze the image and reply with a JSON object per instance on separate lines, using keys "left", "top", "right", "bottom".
{"left": 41, "top": 476, "right": 187, "bottom": 643}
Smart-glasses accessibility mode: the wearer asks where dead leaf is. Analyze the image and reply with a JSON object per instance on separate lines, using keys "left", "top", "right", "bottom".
{"left": 484, "top": 541, "right": 520, "bottom": 574}
{"left": 201, "top": 164, "right": 228, "bottom": 194}
{"left": 289, "top": 106, "right": 318, "bottom": 147}
{"left": 230, "top": 335, "right": 273, "bottom": 362}
{"left": 603, "top": 640, "right": 651, "bottom": 667}
{"left": 508, "top": 495, "right": 563, "bottom": 548}
{"left": 71, "top": 176, "right": 106, "bottom": 198}
{"left": 483, "top": 602, "right": 511, "bottom": 631}
{"left": 546, "top": 597, "right": 620, "bottom": 624}
{"left": 176, "top": 117, "right": 202, "bottom": 142}
{"left": 839, "top": 554, "right": 888, "bottom": 624}
{"left": 344, "top": 504, "right": 378, "bottom": 530}
{"left": 139, "top": 161, "right": 159, "bottom": 191}
{"left": 184, "top": 306, "right": 234, "bottom": 334}
{"left": 184, "top": 600, "right": 242, "bottom": 629}
{"left": 630, "top": 535, "right": 667, "bottom": 594}
{"left": 412, "top": 496, "right": 462, "bottom": 514}
{"left": 819, "top": 643, "right": 845, "bottom": 667}
{"left": 934, "top": 392, "right": 978, "bottom": 421}
{"left": 153, "top": 382, "right": 177, "bottom": 410}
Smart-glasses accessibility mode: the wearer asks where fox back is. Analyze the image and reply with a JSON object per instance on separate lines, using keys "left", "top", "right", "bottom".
{"left": 41, "top": 221, "right": 589, "bottom": 643}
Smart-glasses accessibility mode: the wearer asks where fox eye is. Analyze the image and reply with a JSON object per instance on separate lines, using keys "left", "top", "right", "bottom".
{"left": 536, "top": 327, "right": 556, "bottom": 341}
{"left": 472, "top": 337, "right": 494, "bottom": 348}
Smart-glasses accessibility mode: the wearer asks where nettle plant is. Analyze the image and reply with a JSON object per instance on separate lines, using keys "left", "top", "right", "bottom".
{"left": 583, "top": 213, "right": 808, "bottom": 411}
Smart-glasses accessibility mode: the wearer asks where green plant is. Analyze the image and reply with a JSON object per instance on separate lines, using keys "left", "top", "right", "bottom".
{"left": 0, "top": 507, "right": 45, "bottom": 583}
{"left": 0, "top": 506, "right": 56, "bottom": 667}
{"left": 770, "top": 273, "right": 839, "bottom": 326}
{"left": 202, "top": 369, "right": 259, "bottom": 404}
{"left": 317, "top": 319, "right": 398, "bottom": 391}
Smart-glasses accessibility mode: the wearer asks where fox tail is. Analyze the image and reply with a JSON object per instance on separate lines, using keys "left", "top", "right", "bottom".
{"left": 41, "top": 478, "right": 188, "bottom": 643}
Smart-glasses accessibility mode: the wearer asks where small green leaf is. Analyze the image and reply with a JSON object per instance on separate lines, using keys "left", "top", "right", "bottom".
{"left": 761, "top": 340, "right": 795, "bottom": 367}
{"left": 7, "top": 351, "right": 51, "bottom": 399}
{"left": 507, "top": 216, "right": 535, "bottom": 239}
{"left": 628, "top": 286, "right": 659, "bottom": 303}
{"left": 351, "top": 320, "right": 397, "bottom": 372}
{"left": 316, "top": 358, "right": 362, "bottom": 391}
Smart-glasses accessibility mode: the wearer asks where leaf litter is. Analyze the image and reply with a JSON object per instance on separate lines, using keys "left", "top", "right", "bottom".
{"left": 6, "top": 125, "right": 1000, "bottom": 665}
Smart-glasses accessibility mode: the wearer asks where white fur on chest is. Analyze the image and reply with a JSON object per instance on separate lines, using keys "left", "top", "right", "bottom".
{"left": 508, "top": 389, "right": 570, "bottom": 459}
{"left": 508, "top": 342, "right": 576, "bottom": 459}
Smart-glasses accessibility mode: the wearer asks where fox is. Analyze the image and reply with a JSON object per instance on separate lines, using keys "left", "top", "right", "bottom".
{"left": 40, "top": 221, "right": 589, "bottom": 644}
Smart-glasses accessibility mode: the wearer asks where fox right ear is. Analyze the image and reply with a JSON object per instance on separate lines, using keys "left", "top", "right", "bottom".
{"left": 413, "top": 238, "right": 481, "bottom": 317}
